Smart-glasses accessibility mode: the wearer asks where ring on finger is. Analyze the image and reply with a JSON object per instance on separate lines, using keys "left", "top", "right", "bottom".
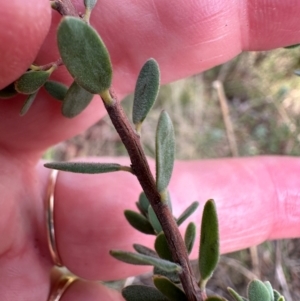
{"left": 46, "top": 169, "right": 63, "bottom": 267}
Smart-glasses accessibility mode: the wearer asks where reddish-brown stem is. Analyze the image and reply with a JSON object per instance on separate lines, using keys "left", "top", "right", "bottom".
{"left": 102, "top": 91, "right": 202, "bottom": 301}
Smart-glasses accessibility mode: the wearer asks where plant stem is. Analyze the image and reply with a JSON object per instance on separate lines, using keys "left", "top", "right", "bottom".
{"left": 102, "top": 91, "right": 202, "bottom": 301}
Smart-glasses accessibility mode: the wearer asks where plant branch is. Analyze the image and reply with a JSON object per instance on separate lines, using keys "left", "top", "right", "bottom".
{"left": 102, "top": 90, "right": 202, "bottom": 301}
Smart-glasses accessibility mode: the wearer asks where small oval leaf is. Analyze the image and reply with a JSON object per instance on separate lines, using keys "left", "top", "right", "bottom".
{"left": 19, "top": 91, "right": 38, "bottom": 116}
{"left": 124, "top": 210, "right": 155, "bottom": 235}
{"left": 138, "top": 192, "right": 150, "bottom": 215}
{"left": 156, "top": 110, "right": 175, "bottom": 193}
{"left": 199, "top": 199, "right": 219, "bottom": 287}
{"left": 57, "top": 17, "right": 112, "bottom": 94}
{"left": 153, "top": 275, "right": 188, "bottom": 301}
{"left": 84, "top": 0, "right": 97, "bottom": 10}
{"left": 273, "top": 290, "right": 282, "bottom": 301}
{"left": 177, "top": 201, "right": 199, "bottom": 226}
{"left": 15, "top": 70, "right": 50, "bottom": 94}
{"left": 62, "top": 81, "right": 94, "bottom": 118}
{"left": 284, "top": 43, "right": 300, "bottom": 49}
{"left": 227, "top": 287, "right": 245, "bottom": 301}
{"left": 0, "top": 83, "right": 18, "bottom": 99}
{"left": 155, "top": 233, "right": 173, "bottom": 261}
{"left": 264, "top": 282, "right": 274, "bottom": 301}
{"left": 133, "top": 58, "right": 160, "bottom": 127}
{"left": 110, "top": 250, "right": 182, "bottom": 273}
{"left": 153, "top": 266, "right": 180, "bottom": 284}
{"left": 148, "top": 206, "right": 163, "bottom": 234}
{"left": 184, "top": 222, "right": 196, "bottom": 254}
{"left": 44, "top": 80, "right": 68, "bottom": 101}
{"left": 294, "top": 70, "right": 300, "bottom": 76}
{"left": 44, "top": 162, "right": 121, "bottom": 173}
{"left": 133, "top": 244, "right": 158, "bottom": 257}
{"left": 248, "top": 280, "right": 272, "bottom": 301}
{"left": 122, "top": 285, "right": 169, "bottom": 301}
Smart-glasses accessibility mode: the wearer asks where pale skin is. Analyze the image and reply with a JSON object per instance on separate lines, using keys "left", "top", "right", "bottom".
{"left": 1, "top": 0, "right": 300, "bottom": 300}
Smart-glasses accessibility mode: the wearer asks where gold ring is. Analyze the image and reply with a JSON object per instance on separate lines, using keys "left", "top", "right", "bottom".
{"left": 46, "top": 169, "right": 63, "bottom": 267}
{"left": 48, "top": 275, "right": 78, "bottom": 301}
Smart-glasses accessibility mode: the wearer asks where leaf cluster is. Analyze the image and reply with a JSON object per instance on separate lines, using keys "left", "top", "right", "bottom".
{"left": 0, "top": 1, "right": 109, "bottom": 117}
{"left": 228, "top": 280, "right": 286, "bottom": 301}
{"left": 116, "top": 197, "right": 219, "bottom": 301}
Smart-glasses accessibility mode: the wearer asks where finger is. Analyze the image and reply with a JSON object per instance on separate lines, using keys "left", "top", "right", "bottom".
{"left": 2, "top": 1, "right": 300, "bottom": 153}
{"left": 49, "top": 269, "right": 123, "bottom": 301}
{"left": 0, "top": 0, "right": 51, "bottom": 89}
{"left": 0, "top": 90, "right": 104, "bottom": 155}
{"left": 38, "top": 156, "right": 300, "bottom": 281}
{"left": 60, "top": 279, "right": 123, "bottom": 301}
{"left": 0, "top": 156, "right": 52, "bottom": 301}
{"left": 90, "top": 0, "right": 300, "bottom": 96}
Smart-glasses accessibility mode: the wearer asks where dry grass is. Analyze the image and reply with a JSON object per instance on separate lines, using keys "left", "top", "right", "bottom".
{"left": 46, "top": 47, "right": 300, "bottom": 300}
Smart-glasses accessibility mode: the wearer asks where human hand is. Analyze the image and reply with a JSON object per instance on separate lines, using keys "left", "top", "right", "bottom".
{"left": 1, "top": 0, "right": 300, "bottom": 300}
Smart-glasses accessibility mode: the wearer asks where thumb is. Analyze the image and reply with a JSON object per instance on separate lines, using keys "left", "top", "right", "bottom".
{"left": 0, "top": 0, "right": 51, "bottom": 89}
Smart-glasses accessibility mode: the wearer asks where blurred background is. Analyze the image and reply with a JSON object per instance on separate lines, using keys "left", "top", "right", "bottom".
{"left": 45, "top": 47, "right": 300, "bottom": 300}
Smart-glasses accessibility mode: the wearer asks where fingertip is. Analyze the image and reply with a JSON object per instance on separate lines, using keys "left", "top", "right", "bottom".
{"left": 0, "top": 0, "right": 51, "bottom": 89}
{"left": 61, "top": 279, "right": 124, "bottom": 301}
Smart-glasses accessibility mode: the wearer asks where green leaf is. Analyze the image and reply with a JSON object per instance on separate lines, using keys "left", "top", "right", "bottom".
{"left": 153, "top": 275, "right": 188, "bottom": 301}
{"left": 132, "top": 58, "right": 160, "bottom": 128}
{"left": 277, "top": 297, "right": 284, "bottom": 301}
{"left": 44, "top": 80, "right": 68, "bottom": 101}
{"left": 84, "top": 0, "right": 97, "bottom": 10}
{"left": 62, "top": 81, "right": 94, "bottom": 118}
{"left": 57, "top": 17, "right": 112, "bottom": 94}
{"left": 156, "top": 110, "right": 175, "bottom": 193}
{"left": 110, "top": 250, "right": 182, "bottom": 273}
{"left": 273, "top": 290, "right": 282, "bottom": 301}
{"left": 153, "top": 266, "right": 180, "bottom": 284}
{"left": 122, "top": 285, "right": 169, "bottom": 301}
{"left": 148, "top": 206, "right": 163, "bottom": 233}
{"left": 44, "top": 162, "right": 122, "bottom": 174}
{"left": 247, "top": 280, "right": 272, "bottom": 301}
{"left": 199, "top": 199, "right": 219, "bottom": 287}
{"left": 135, "top": 201, "right": 144, "bottom": 214}
{"left": 0, "top": 83, "right": 18, "bottom": 99}
{"left": 138, "top": 191, "right": 172, "bottom": 215}
{"left": 184, "top": 222, "right": 196, "bottom": 254}
{"left": 206, "top": 297, "right": 227, "bottom": 301}
{"left": 124, "top": 210, "right": 155, "bottom": 235}
{"left": 177, "top": 201, "right": 199, "bottom": 226}
{"left": 227, "top": 287, "right": 245, "bottom": 301}
{"left": 284, "top": 43, "right": 300, "bottom": 49}
{"left": 138, "top": 192, "right": 150, "bottom": 215}
{"left": 15, "top": 70, "right": 50, "bottom": 94}
{"left": 294, "top": 70, "right": 300, "bottom": 76}
{"left": 133, "top": 244, "right": 158, "bottom": 257}
{"left": 19, "top": 91, "right": 38, "bottom": 116}
{"left": 263, "top": 282, "right": 274, "bottom": 301}
{"left": 155, "top": 233, "right": 172, "bottom": 261}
